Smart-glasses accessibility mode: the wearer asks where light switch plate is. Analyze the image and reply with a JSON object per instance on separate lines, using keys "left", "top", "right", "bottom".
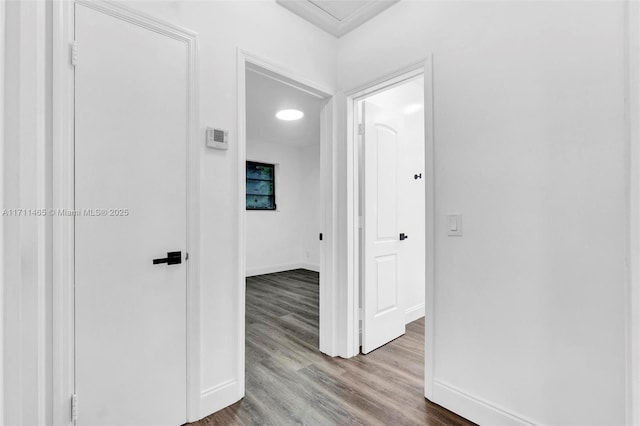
{"left": 447, "top": 214, "right": 463, "bottom": 236}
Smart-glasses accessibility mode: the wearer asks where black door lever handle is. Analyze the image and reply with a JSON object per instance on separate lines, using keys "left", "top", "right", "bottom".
{"left": 153, "top": 251, "right": 182, "bottom": 265}
{"left": 399, "top": 233, "right": 408, "bottom": 241}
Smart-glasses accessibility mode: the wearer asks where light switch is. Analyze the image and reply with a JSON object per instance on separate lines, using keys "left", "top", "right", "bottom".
{"left": 447, "top": 214, "right": 463, "bottom": 236}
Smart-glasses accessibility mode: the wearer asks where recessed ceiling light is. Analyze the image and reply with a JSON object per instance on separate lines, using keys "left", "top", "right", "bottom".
{"left": 276, "top": 109, "right": 304, "bottom": 121}
{"left": 404, "top": 103, "right": 423, "bottom": 114}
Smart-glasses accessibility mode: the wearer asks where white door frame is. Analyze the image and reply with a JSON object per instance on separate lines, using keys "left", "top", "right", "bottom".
{"left": 52, "top": 1, "right": 201, "bottom": 423}
{"left": 236, "top": 49, "right": 338, "bottom": 395}
{"left": 627, "top": 2, "right": 640, "bottom": 424}
{"left": 344, "top": 56, "right": 435, "bottom": 397}
{"left": 0, "top": 0, "right": 6, "bottom": 421}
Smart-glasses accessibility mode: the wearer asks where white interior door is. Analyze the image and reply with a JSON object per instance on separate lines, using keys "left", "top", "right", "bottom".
{"left": 362, "top": 101, "right": 406, "bottom": 354}
{"left": 75, "top": 4, "right": 188, "bottom": 425}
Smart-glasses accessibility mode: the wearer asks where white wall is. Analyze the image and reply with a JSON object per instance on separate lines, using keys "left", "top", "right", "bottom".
{"left": 399, "top": 108, "right": 425, "bottom": 323}
{"left": 246, "top": 140, "right": 320, "bottom": 275}
{"left": 339, "top": 1, "right": 627, "bottom": 425}
{"left": 2, "top": 0, "right": 337, "bottom": 423}
{"left": 300, "top": 143, "right": 322, "bottom": 269}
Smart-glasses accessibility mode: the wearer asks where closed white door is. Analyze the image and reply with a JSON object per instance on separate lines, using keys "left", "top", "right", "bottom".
{"left": 75, "top": 4, "right": 188, "bottom": 425}
{"left": 362, "top": 101, "right": 406, "bottom": 354}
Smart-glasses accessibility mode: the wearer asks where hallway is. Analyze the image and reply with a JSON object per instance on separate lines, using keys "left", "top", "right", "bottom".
{"left": 195, "top": 269, "right": 473, "bottom": 425}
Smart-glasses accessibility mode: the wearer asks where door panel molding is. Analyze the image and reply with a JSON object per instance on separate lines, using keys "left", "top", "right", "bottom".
{"left": 374, "top": 124, "right": 398, "bottom": 240}
{"left": 52, "top": 1, "right": 200, "bottom": 423}
{"left": 374, "top": 254, "right": 398, "bottom": 315}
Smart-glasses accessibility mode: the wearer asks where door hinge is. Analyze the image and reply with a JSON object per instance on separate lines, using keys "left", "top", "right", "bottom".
{"left": 358, "top": 123, "right": 364, "bottom": 135}
{"left": 71, "top": 393, "right": 78, "bottom": 422}
{"left": 70, "top": 41, "right": 78, "bottom": 67}
{"left": 185, "top": 252, "right": 189, "bottom": 261}
{"left": 319, "top": 233, "right": 323, "bottom": 241}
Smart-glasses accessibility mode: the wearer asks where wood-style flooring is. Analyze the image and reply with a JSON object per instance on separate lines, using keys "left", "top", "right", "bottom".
{"left": 193, "top": 269, "right": 474, "bottom": 426}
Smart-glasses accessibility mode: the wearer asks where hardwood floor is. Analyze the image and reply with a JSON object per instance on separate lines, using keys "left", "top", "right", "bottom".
{"left": 193, "top": 269, "right": 474, "bottom": 426}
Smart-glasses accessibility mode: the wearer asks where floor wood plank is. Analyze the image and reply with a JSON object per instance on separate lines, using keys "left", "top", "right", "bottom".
{"left": 192, "top": 269, "right": 475, "bottom": 426}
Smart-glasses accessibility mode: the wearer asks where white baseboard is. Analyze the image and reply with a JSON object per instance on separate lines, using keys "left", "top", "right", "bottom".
{"left": 298, "top": 262, "right": 320, "bottom": 273}
{"left": 405, "top": 303, "right": 425, "bottom": 324}
{"left": 199, "top": 379, "right": 240, "bottom": 420}
{"left": 246, "top": 262, "right": 319, "bottom": 277}
{"left": 432, "top": 380, "right": 537, "bottom": 426}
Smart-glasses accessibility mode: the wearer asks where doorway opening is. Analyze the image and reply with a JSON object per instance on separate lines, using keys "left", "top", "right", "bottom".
{"left": 244, "top": 68, "right": 324, "bottom": 278}
{"left": 234, "top": 51, "right": 336, "bottom": 404}
{"left": 345, "top": 61, "right": 436, "bottom": 398}
{"left": 356, "top": 73, "right": 426, "bottom": 355}
{"left": 243, "top": 64, "right": 325, "bottom": 370}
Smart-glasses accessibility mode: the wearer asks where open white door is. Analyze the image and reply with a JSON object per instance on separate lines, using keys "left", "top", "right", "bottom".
{"left": 361, "top": 101, "right": 406, "bottom": 354}
{"left": 75, "top": 4, "right": 188, "bottom": 425}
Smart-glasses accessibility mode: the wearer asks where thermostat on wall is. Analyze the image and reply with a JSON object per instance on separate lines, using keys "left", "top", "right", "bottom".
{"left": 206, "top": 127, "right": 228, "bottom": 150}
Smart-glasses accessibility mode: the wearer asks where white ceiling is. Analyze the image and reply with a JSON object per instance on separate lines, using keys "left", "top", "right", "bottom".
{"left": 308, "top": 1, "right": 371, "bottom": 20}
{"left": 277, "top": 0, "right": 400, "bottom": 37}
{"left": 246, "top": 68, "right": 323, "bottom": 148}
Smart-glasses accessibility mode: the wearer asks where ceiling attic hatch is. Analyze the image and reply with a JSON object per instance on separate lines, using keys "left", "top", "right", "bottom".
{"left": 276, "top": 0, "right": 400, "bottom": 37}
